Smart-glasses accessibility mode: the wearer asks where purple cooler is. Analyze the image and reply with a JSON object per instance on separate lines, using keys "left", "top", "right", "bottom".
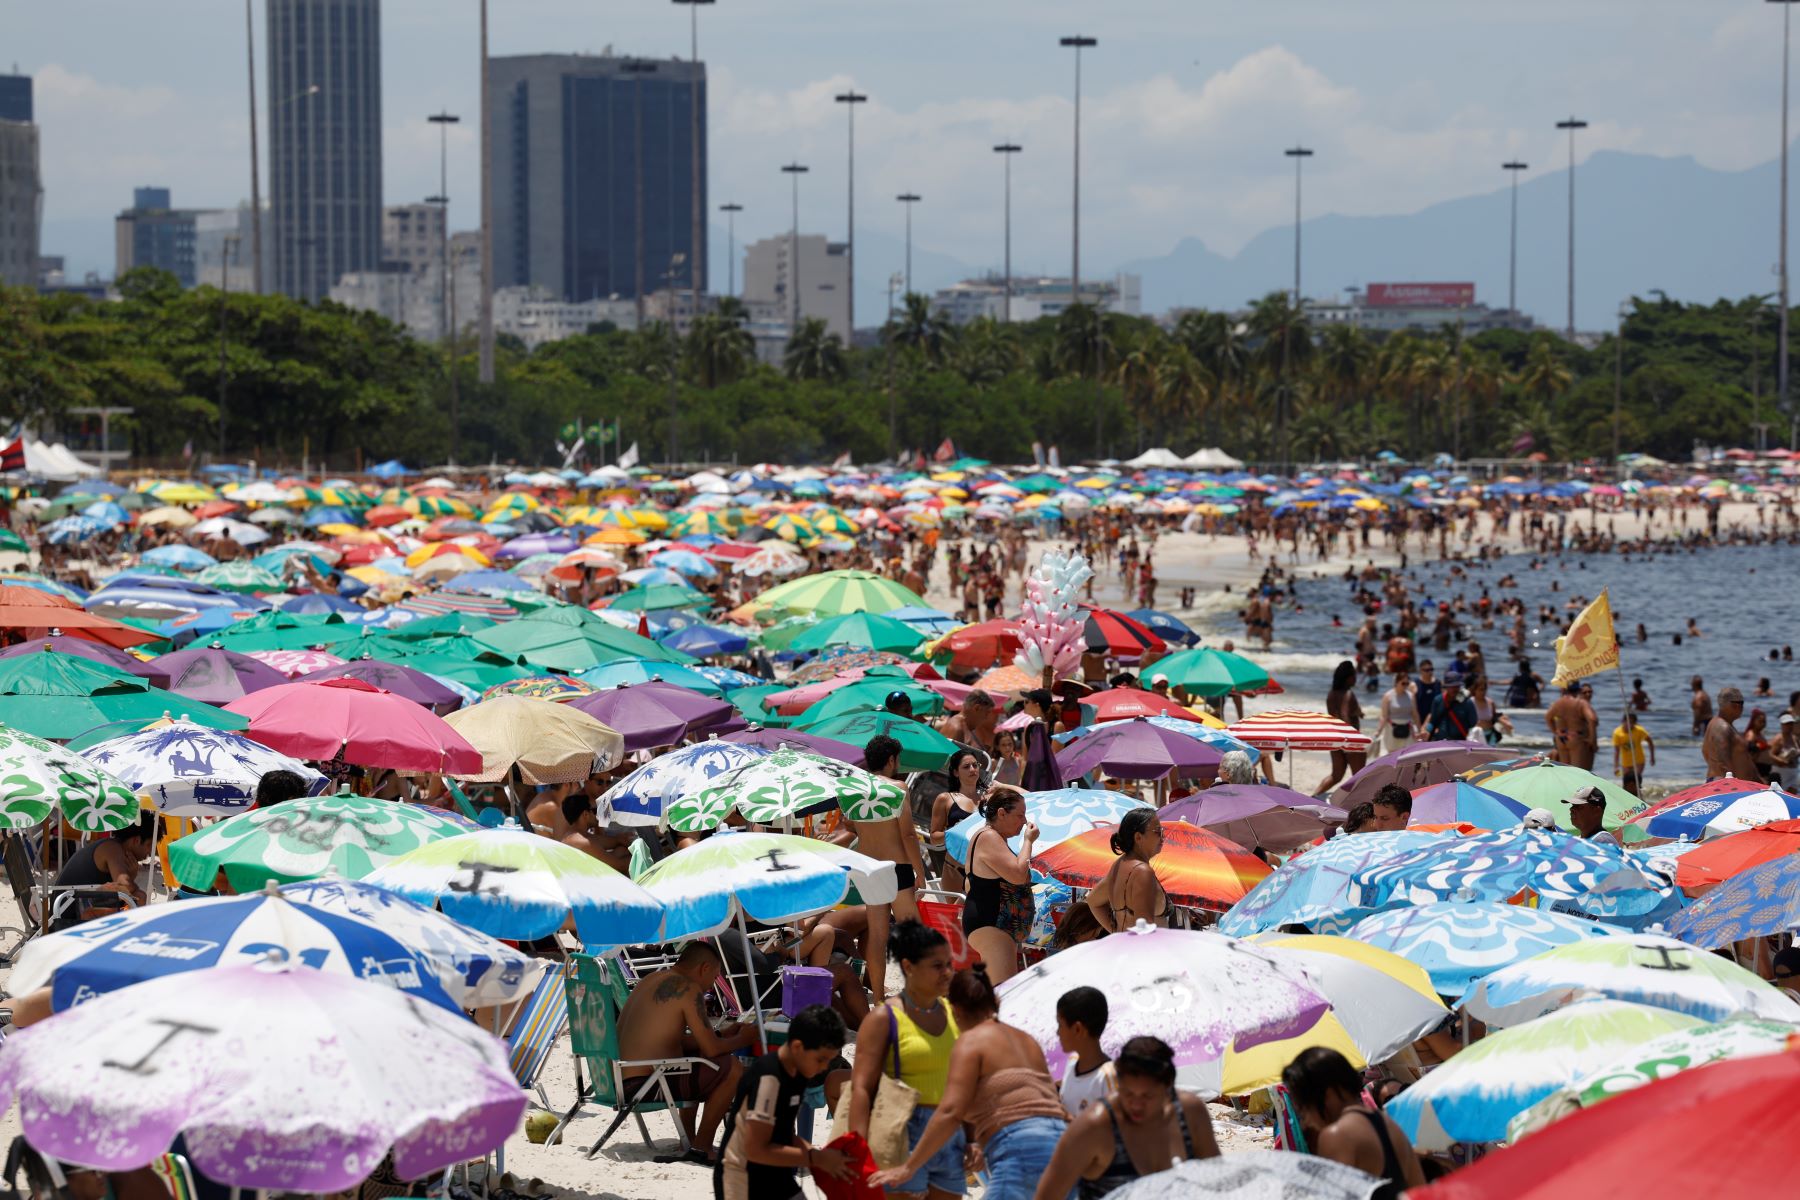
{"left": 779, "top": 965, "right": 834, "bottom": 1016}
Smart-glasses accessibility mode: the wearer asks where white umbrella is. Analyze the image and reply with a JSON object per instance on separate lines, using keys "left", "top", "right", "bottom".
{"left": 81, "top": 720, "right": 325, "bottom": 816}
{"left": 191, "top": 517, "right": 269, "bottom": 544}
{"left": 1112, "top": 1152, "right": 1382, "bottom": 1199}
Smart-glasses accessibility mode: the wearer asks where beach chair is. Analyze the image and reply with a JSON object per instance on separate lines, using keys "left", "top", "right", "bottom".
{"left": 916, "top": 887, "right": 978, "bottom": 970}
{"left": 0, "top": 833, "right": 135, "bottom": 957}
{"left": 505, "top": 959, "right": 573, "bottom": 1110}
{"left": 557, "top": 952, "right": 719, "bottom": 1159}
{"left": 149, "top": 1151, "right": 200, "bottom": 1200}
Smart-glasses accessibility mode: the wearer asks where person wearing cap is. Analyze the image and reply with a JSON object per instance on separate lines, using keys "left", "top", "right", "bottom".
{"left": 1424, "top": 669, "right": 1478, "bottom": 743}
{"left": 1521, "top": 808, "right": 1558, "bottom": 831}
{"left": 1564, "top": 785, "right": 1620, "bottom": 847}
{"left": 1610, "top": 710, "right": 1656, "bottom": 798}
{"left": 1702, "top": 686, "right": 1761, "bottom": 782}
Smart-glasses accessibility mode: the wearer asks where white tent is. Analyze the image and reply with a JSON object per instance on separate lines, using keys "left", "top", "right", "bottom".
{"left": 1183, "top": 447, "right": 1245, "bottom": 470}
{"left": 25, "top": 441, "right": 103, "bottom": 482}
{"left": 1124, "top": 447, "right": 1186, "bottom": 469}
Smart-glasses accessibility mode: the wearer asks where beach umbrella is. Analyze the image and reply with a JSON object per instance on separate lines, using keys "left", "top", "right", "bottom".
{"left": 1504, "top": 1015, "right": 1800, "bottom": 1141}
{"left": 135, "top": 507, "right": 200, "bottom": 531}
{"left": 365, "top": 827, "right": 664, "bottom": 945}
{"left": 995, "top": 925, "right": 1329, "bottom": 1087}
{"left": 1125, "top": 608, "right": 1200, "bottom": 648}
{"left": 666, "top": 746, "right": 906, "bottom": 833}
{"left": 1643, "top": 785, "right": 1800, "bottom": 840}
{"left": 928, "top": 618, "right": 1023, "bottom": 670}
{"left": 43, "top": 515, "right": 110, "bottom": 544}
{"left": 150, "top": 643, "right": 302, "bottom": 704}
{"left": 0, "top": 583, "right": 160, "bottom": 649}
{"left": 1470, "top": 760, "right": 1642, "bottom": 836}
{"left": 298, "top": 658, "right": 463, "bottom": 710}
{"left": 140, "top": 544, "right": 215, "bottom": 570}
{"left": 243, "top": 647, "right": 348, "bottom": 678}
{"left": 576, "top": 657, "right": 725, "bottom": 695}
{"left": 658, "top": 620, "right": 749, "bottom": 658}
{"left": 1409, "top": 780, "right": 1531, "bottom": 829}
{"left": 1227, "top": 710, "right": 1371, "bottom": 752}
{"left": 1161, "top": 785, "right": 1333, "bottom": 854}
{"left": 1150, "top": 646, "right": 1272, "bottom": 698}
{"left": 1344, "top": 902, "right": 1619, "bottom": 999}
{"left": 1217, "top": 830, "right": 1457, "bottom": 937}
{"left": 1386, "top": 998, "right": 1702, "bottom": 1150}
{"left": 0, "top": 653, "right": 247, "bottom": 741}
{"left": 738, "top": 546, "right": 810, "bottom": 578}
{"left": 799, "top": 710, "right": 958, "bottom": 771}
{"left": 946, "top": 787, "right": 1150, "bottom": 866}
{"left": 608, "top": 581, "right": 711, "bottom": 612}
{"left": 0, "top": 962, "right": 525, "bottom": 1191}
{"left": 637, "top": 832, "right": 898, "bottom": 939}
{"left": 0, "top": 637, "right": 173, "bottom": 689}
{"left": 168, "top": 790, "right": 472, "bottom": 890}
{"left": 648, "top": 548, "right": 717, "bottom": 578}
{"left": 0, "top": 725, "right": 140, "bottom": 832}
{"left": 738, "top": 569, "right": 927, "bottom": 619}
{"left": 1668, "top": 820, "right": 1800, "bottom": 889}
{"left": 193, "top": 560, "right": 285, "bottom": 594}
{"left": 718, "top": 725, "right": 864, "bottom": 763}
{"left": 224, "top": 678, "right": 483, "bottom": 773}
{"left": 209, "top": 610, "right": 367, "bottom": 652}
{"left": 1032, "top": 822, "right": 1271, "bottom": 912}
{"left": 472, "top": 608, "right": 689, "bottom": 672}
{"left": 788, "top": 611, "right": 926, "bottom": 655}
{"left": 477, "top": 672, "right": 594, "bottom": 702}
{"left": 794, "top": 678, "right": 946, "bottom": 726}
{"left": 598, "top": 740, "right": 773, "bottom": 827}
{"left": 1056, "top": 713, "right": 1251, "bottom": 753}
{"left": 1336, "top": 740, "right": 1518, "bottom": 807}
{"left": 1463, "top": 933, "right": 1800, "bottom": 1027}
{"left": 1665, "top": 851, "right": 1800, "bottom": 947}
{"left": 81, "top": 721, "right": 324, "bottom": 816}
{"left": 564, "top": 681, "right": 733, "bottom": 750}
{"left": 441, "top": 695, "right": 624, "bottom": 784}
{"left": 1080, "top": 688, "right": 1211, "bottom": 725}
{"left": 1056, "top": 717, "right": 1226, "bottom": 781}
{"left": 1109, "top": 1153, "right": 1385, "bottom": 1200}
{"left": 1077, "top": 605, "right": 1166, "bottom": 659}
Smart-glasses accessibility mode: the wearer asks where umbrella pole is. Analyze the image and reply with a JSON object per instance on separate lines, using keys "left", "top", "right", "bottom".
{"left": 736, "top": 904, "right": 770, "bottom": 1050}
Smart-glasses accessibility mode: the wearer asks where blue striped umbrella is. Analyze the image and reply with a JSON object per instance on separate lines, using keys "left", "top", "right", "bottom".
{"left": 1346, "top": 901, "right": 1617, "bottom": 999}
{"left": 1217, "top": 830, "right": 1456, "bottom": 937}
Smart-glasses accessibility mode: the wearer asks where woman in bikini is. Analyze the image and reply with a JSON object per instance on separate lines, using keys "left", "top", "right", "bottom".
{"left": 1085, "top": 810, "right": 1169, "bottom": 933}
{"left": 931, "top": 749, "right": 986, "bottom": 893}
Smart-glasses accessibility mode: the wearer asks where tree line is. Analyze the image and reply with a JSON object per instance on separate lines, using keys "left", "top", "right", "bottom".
{"left": 0, "top": 268, "right": 1787, "bottom": 469}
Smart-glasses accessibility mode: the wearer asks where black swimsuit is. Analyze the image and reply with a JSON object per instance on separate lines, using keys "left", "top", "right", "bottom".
{"left": 1078, "top": 1097, "right": 1197, "bottom": 1199}
{"left": 1354, "top": 1108, "right": 1410, "bottom": 1200}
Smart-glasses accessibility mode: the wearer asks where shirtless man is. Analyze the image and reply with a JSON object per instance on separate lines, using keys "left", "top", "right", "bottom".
{"left": 936, "top": 688, "right": 999, "bottom": 754}
{"left": 525, "top": 782, "right": 579, "bottom": 839}
{"left": 844, "top": 734, "right": 926, "bottom": 1001}
{"left": 1703, "top": 687, "right": 1762, "bottom": 782}
{"left": 1691, "top": 676, "right": 1714, "bottom": 737}
{"left": 615, "top": 942, "right": 757, "bottom": 1160}
{"left": 555, "top": 792, "right": 636, "bottom": 876}
{"left": 1545, "top": 682, "right": 1594, "bottom": 766}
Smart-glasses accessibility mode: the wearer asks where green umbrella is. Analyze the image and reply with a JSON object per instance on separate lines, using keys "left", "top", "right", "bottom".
{"left": 168, "top": 788, "right": 472, "bottom": 890}
{"left": 0, "top": 653, "right": 247, "bottom": 741}
{"left": 369, "top": 649, "right": 529, "bottom": 692}
{"left": 193, "top": 560, "right": 286, "bottom": 595}
{"left": 801, "top": 710, "right": 958, "bottom": 771}
{"left": 0, "top": 724, "right": 140, "bottom": 832}
{"left": 212, "top": 611, "right": 369, "bottom": 653}
{"left": 726, "top": 684, "right": 793, "bottom": 728}
{"left": 754, "top": 615, "right": 823, "bottom": 652}
{"left": 666, "top": 747, "right": 907, "bottom": 833}
{"left": 787, "top": 612, "right": 927, "bottom": 656}
{"left": 362, "top": 611, "right": 497, "bottom": 644}
{"left": 0, "top": 529, "right": 30, "bottom": 554}
{"left": 607, "top": 582, "right": 710, "bottom": 612}
{"left": 1153, "top": 647, "right": 1271, "bottom": 698}
{"left": 746, "top": 569, "right": 927, "bottom": 620}
{"left": 796, "top": 678, "right": 946, "bottom": 726}
{"left": 1470, "top": 760, "right": 1644, "bottom": 838}
{"left": 472, "top": 608, "right": 692, "bottom": 673}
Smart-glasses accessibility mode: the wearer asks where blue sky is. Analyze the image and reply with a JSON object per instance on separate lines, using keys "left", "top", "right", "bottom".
{"left": 10, "top": 1, "right": 1793, "bottom": 288}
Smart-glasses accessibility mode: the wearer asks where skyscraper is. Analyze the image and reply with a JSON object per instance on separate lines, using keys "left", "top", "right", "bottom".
{"left": 487, "top": 53, "right": 705, "bottom": 305}
{"left": 115, "top": 188, "right": 209, "bottom": 288}
{"left": 266, "top": 0, "right": 383, "bottom": 300}
{"left": 0, "top": 74, "right": 31, "bottom": 124}
{"left": 0, "top": 73, "right": 39, "bottom": 288}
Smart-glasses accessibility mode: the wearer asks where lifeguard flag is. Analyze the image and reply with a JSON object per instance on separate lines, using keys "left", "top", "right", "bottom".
{"left": 1551, "top": 590, "right": 1619, "bottom": 687}
{"left": 932, "top": 438, "right": 956, "bottom": 463}
{"left": 0, "top": 439, "right": 22, "bottom": 473}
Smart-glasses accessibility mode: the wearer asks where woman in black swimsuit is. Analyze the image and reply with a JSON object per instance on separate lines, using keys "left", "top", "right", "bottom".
{"left": 1033, "top": 1036, "right": 1219, "bottom": 1199}
{"left": 1281, "top": 1048, "right": 1426, "bottom": 1200}
{"left": 931, "top": 749, "right": 985, "bottom": 892}
{"left": 961, "top": 791, "right": 1037, "bottom": 984}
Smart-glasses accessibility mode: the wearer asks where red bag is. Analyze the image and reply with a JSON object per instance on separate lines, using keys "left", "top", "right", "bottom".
{"left": 810, "top": 1131, "right": 883, "bottom": 1200}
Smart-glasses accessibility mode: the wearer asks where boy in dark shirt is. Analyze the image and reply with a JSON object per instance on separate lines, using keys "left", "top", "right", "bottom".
{"left": 715, "top": 1005, "right": 852, "bottom": 1200}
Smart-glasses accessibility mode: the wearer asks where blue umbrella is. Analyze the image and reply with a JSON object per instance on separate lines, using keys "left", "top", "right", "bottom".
{"left": 692, "top": 664, "right": 766, "bottom": 690}
{"left": 280, "top": 593, "right": 366, "bottom": 616}
{"left": 81, "top": 720, "right": 325, "bottom": 815}
{"left": 44, "top": 515, "right": 108, "bottom": 544}
{"left": 140, "top": 545, "right": 217, "bottom": 571}
{"left": 302, "top": 506, "right": 357, "bottom": 528}
{"left": 650, "top": 550, "right": 718, "bottom": 579}
{"left": 1217, "top": 829, "right": 1456, "bottom": 937}
{"left": 1127, "top": 608, "right": 1200, "bottom": 646}
{"left": 598, "top": 739, "right": 773, "bottom": 827}
{"left": 158, "top": 606, "right": 255, "bottom": 646}
{"left": 367, "top": 459, "right": 411, "bottom": 479}
{"left": 1345, "top": 901, "right": 1617, "bottom": 999}
{"left": 944, "top": 787, "right": 1149, "bottom": 866}
{"left": 886, "top": 605, "right": 962, "bottom": 637}
{"left": 659, "top": 622, "right": 749, "bottom": 658}
{"left": 80, "top": 500, "right": 130, "bottom": 526}
{"left": 1667, "top": 852, "right": 1800, "bottom": 948}
{"left": 577, "top": 658, "right": 727, "bottom": 695}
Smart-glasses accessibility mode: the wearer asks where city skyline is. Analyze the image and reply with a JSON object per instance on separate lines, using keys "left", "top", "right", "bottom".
{"left": 9, "top": 3, "right": 1799, "bottom": 318}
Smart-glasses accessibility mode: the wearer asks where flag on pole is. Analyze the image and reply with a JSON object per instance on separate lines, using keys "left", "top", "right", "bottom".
{"left": 830, "top": 450, "right": 852, "bottom": 470}
{"left": 0, "top": 438, "right": 23, "bottom": 473}
{"left": 1551, "top": 589, "right": 1619, "bottom": 687}
{"left": 617, "top": 442, "right": 640, "bottom": 469}
{"left": 932, "top": 438, "right": 956, "bottom": 463}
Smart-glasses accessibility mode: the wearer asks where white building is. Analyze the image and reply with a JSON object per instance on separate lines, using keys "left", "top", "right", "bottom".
{"left": 194, "top": 206, "right": 273, "bottom": 293}
{"left": 490, "top": 285, "right": 637, "bottom": 350}
{"left": 330, "top": 229, "right": 484, "bottom": 342}
{"left": 382, "top": 203, "right": 446, "bottom": 275}
{"left": 741, "top": 234, "right": 850, "bottom": 344}
{"left": 1303, "top": 282, "right": 1534, "bottom": 336}
{"left": 929, "top": 272, "right": 1140, "bottom": 325}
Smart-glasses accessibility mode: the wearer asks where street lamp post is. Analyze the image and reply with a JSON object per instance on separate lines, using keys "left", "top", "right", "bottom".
{"left": 478, "top": 0, "right": 494, "bottom": 386}
{"left": 896, "top": 193, "right": 921, "bottom": 295}
{"left": 1503, "top": 160, "right": 1528, "bottom": 314}
{"left": 666, "top": 252, "right": 687, "bottom": 467}
{"left": 622, "top": 60, "right": 659, "bottom": 330}
{"left": 1774, "top": 0, "right": 1798, "bottom": 445}
{"left": 994, "top": 143, "right": 1022, "bottom": 322}
{"left": 886, "top": 270, "right": 903, "bottom": 460}
{"left": 427, "top": 111, "right": 461, "bottom": 458}
{"left": 720, "top": 202, "right": 743, "bottom": 296}
{"left": 218, "top": 236, "right": 239, "bottom": 456}
{"left": 1059, "top": 35, "right": 1097, "bottom": 310}
{"left": 1284, "top": 146, "right": 1313, "bottom": 309}
{"left": 672, "top": 0, "right": 712, "bottom": 315}
{"left": 1556, "top": 116, "right": 1588, "bottom": 339}
{"left": 244, "top": 0, "right": 262, "bottom": 295}
{"left": 836, "top": 90, "right": 868, "bottom": 335}
{"left": 1613, "top": 302, "right": 1629, "bottom": 467}
{"left": 782, "top": 163, "right": 809, "bottom": 332}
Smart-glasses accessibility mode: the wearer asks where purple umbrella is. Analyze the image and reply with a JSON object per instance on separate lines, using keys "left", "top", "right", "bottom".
{"left": 1335, "top": 740, "right": 1518, "bottom": 807}
{"left": 718, "top": 726, "right": 865, "bottom": 766}
{"left": 494, "top": 533, "right": 578, "bottom": 560}
{"left": 152, "top": 643, "right": 289, "bottom": 704}
{"left": 299, "top": 658, "right": 463, "bottom": 711}
{"left": 1056, "top": 717, "right": 1224, "bottom": 782}
{"left": 1163, "top": 784, "right": 1330, "bottom": 853}
{"left": 0, "top": 637, "right": 172, "bottom": 690}
{"left": 565, "top": 681, "right": 735, "bottom": 750}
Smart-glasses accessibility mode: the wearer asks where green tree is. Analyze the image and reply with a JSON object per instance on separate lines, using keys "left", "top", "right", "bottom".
{"left": 784, "top": 318, "right": 848, "bottom": 382}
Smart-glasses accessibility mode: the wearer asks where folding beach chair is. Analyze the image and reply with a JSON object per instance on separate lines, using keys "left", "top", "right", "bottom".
{"left": 915, "top": 887, "right": 978, "bottom": 970}
{"left": 0, "top": 833, "right": 135, "bottom": 957}
{"left": 505, "top": 959, "right": 573, "bottom": 1109}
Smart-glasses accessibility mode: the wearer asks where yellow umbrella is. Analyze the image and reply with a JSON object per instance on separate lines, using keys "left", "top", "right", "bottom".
{"left": 137, "top": 506, "right": 198, "bottom": 529}
{"left": 404, "top": 543, "right": 492, "bottom": 569}
{"left": 626, "top": 508, "right": 669, "bottom": 530}
{"left": 150, "top": 483, "right": 218, "bottom": 504}
{"left": 346, "top": 564, "right": 407, "bottom": 587}
{"left": 1181, "top": 705, "right": 1228, "bottom": 730}
{"left": 585, "top": 527, "right": 647, "bottom": 546}
{"left": 443, "top": 696, "right": 626, "bottom": 784}
{"left": 315, "top": 523, "right": 365, "bottom": 538}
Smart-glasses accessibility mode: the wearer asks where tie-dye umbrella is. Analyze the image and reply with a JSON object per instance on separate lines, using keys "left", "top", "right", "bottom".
{"left": 598, "top": 740, "right": 773, "bottom": 827}
{"left": 1031, "top": 822, "right": 1272, "bottom": 913}
{"left": 1345, "top": 901, "right": 1619, "bottom": 999}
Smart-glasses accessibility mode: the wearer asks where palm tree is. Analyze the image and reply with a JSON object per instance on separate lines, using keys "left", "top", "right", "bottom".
{"left": 953, "top": 316, "right": 1023, "bottom": 385}
{"left": 1052, "top": 303, "right": 1115, "bottom": 381}
{"left": 1154, "top": 343, "right": 1211, "bottom": 444}
{"left": 685, "top": 312, "right": 755, "bottom": 388}
{"left": 783, "top": 317, "right": 847, "bottom": 382}
{"left": 1247, "top": 291, "right": 1313, "bottom": 461}
{"left": 1316, "top": 322, "right": 1372, "bottom": 432}
{"left": 1112, "top": 330, "right": 1164, "bottom": 443}
{"left": 889, "top": 293, "right": 955, "bottom": 367}
{"left": 1519, "top": 337, "right": 1573, "bottom": 414}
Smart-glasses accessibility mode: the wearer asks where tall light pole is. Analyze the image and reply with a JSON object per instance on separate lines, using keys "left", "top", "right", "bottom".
{"left": 782, "top": 162, "right": 809, "bottom": 332}
{"left": 1556, "top": 116, "right": 1588, "bottom": 340}
{"left": 245, "top": 0, "right": 262, "bottom": 295}
{"left": 720, "top": 202, "right": 743, "bottom": 296}
{"left": 1774, "top": 0, "right": 1797, "bottom": 445}
{"left": 478, "top": 0, "right": 495, "bottom": 386}
{"left": 896, "top": 192, "right": 921, "bottom": 295}
{"left": 672, "top": 0, "right": 712, "bottom": 314}
{"left": 218, "top": 236, "right": 238, "bottom": 456}
{"left": 1059, "top": 35, "right": 1096, "bottom": 311}
{"left": 623, "top": 59, "right": 659, "bottom": 329}
{"left": 1613, "top": 301, "right": 1629, "bottom": 467}
{"left": 835, "top": 90, "right": 868, "bottom": 335}
{"left": 1284, "top": 145, "right": 1313, "bottom": 309}
{"left": 666, "top": 252, "right": 687, "bottom": 467}
{"left": 1503, "top": 160, "right": 1528, "bottom": 314}
{"left": 994, "top": 142, "right": 1022, "bottom": 322}
{"left": 428, "top": 111, "right": 461, "bottom": 459}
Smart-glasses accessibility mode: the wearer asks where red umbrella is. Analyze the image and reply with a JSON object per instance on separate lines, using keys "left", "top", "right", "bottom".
{"left": 190, "top": 499, "right": 241, "bottom": 521}
{"left": 225, "top": 677, "right": 483, "bottom": 773}
{"left": 363, "top": 504, "right": 412, "bottom": 528}
{"left": 1410, "top": 1048, "right": 1800, "bottom": 1200}
{"left": 1632, "top": 776, "right": 1771, "bottom": 826}
{"left": 935, "top": 619, "right": 1024, "bottom": 670}
{"left": 0, "top": 585, "right": 160, "bottom": 650}
{"left": 1080, "top": 687, "right": 1207, "bottom": 724}
{"left": 1672, "top": 820, "right": 1800, "bottom": 890}
{"left": 1077, "top": 604, "right": 1166, "bottom": 659}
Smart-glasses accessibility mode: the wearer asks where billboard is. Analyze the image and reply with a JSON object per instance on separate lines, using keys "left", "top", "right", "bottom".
{"left": 1365, "top": 282, "right": 1475, "bottom": 308}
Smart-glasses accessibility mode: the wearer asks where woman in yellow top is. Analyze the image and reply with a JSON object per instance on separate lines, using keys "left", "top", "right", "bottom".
{"left": 850, "top": 919, "right": 964, "bottom": 1200}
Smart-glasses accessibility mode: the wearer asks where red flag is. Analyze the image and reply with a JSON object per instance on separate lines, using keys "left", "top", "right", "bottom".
{"left": 0, "top": 438, "right": 23, "bottom": 473}
{"left": 932, "top": 438, "right": 955, "bottom": 463}
{"left": 637, "top": 612, "right": 650, "bottom": 639}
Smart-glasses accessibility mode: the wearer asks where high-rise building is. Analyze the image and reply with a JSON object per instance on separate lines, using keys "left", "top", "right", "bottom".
{"left": 741, "top": 234, "right": 850, "bottom": 344}
{"left": 487, "top": 53, "right": 706, "bottom": 303}
{"left": 0, "top": 74, "right": 40, "bottom": 288}
{"left": 115, "top": 188, "right": 220, "bottom": 287}
{"left": 382, "top": 202, "right": 445, "bottom": 275}
{"left": 267, "top": 0, "right": 383, "bottom": 301}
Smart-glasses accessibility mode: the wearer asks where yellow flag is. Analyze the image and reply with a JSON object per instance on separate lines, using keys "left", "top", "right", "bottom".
{"left": 1551, "top": 590, "right": 1619, "bottom": 688}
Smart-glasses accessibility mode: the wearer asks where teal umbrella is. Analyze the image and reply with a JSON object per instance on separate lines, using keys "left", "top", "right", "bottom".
{"left": 0, "top": 653, "right": 247, "bottom": 741}
{"left": 787, "top": 612, "right": 927, "bottom": 656}
{"left": 606, "top": 583, "right": 710, "bottom": 612}
{"left": 1152, "top": 647, "right": 1271, "bottom": 698}
{"left": 576, "top": 658, "right": 726, "bottom": 696}
{"left": 796, "top": 678, "right": 946, "bottom": 726}
{"left": 471, "top": 608, "right": 692, "bottom": 673}
{"left": 801, "top": 711, "right": 957, "bottom": 771}
{"left": 213, "top": 611, "right": 368, "bottom": 653}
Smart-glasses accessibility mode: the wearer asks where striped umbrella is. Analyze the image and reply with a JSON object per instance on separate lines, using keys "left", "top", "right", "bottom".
{"left": 1077, "top": 605, "right": 1166, "bottom": 659}
{"left": 1643, "top": 785, "right": 1800, "bottom": 841}
{"left": 1218, "top": 829, "right": 1457, "bottom": 937}
{"left": 1346, "top": 901, "right": 1618, "bottom": 999}
{"left": 1031, "top": 821, "right": 1272, "bottom": 913}
{"left": 665, "top": 746, "right": 906, "bottom": 833}
{"left": 739, "top": 569, "right": 927, "bottom": 620}
{"left": 1227, "top": 710, "right": 1370, "bottom": 752}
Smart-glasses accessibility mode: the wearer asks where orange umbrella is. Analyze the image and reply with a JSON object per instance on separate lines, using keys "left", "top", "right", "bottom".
{"left": 0, "top": 585, "right": 160, "bottom": 650}
{"left": 1672, "top": 819, "right": 1800, "bottom": 890}
{"left": 1031, "top": 820, "right": 1272, "bottom": 913}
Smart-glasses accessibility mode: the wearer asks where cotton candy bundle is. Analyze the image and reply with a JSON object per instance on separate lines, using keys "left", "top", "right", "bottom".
{"left": 1013, "top": 549, "right": 1093, "bottom": 681}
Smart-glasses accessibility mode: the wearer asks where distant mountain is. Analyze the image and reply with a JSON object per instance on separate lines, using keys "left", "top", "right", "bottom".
{"left": 1117, "top": 148, "right": 1790, "bottom": 332}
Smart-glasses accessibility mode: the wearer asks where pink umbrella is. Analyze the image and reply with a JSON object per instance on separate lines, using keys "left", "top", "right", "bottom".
{"left": 225, "top": 677, "right": 484, "bottom": 773}
{"left": 768, "top": 671, "right": 972, "bottom": 717}
{"left": 243, "top": 648, "right": 349, "bottom": 679}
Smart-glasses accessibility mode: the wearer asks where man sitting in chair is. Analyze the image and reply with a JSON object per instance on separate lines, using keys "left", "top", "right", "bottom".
{"left": 617, "top": 942, "right": 759, "bottom": 1163}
